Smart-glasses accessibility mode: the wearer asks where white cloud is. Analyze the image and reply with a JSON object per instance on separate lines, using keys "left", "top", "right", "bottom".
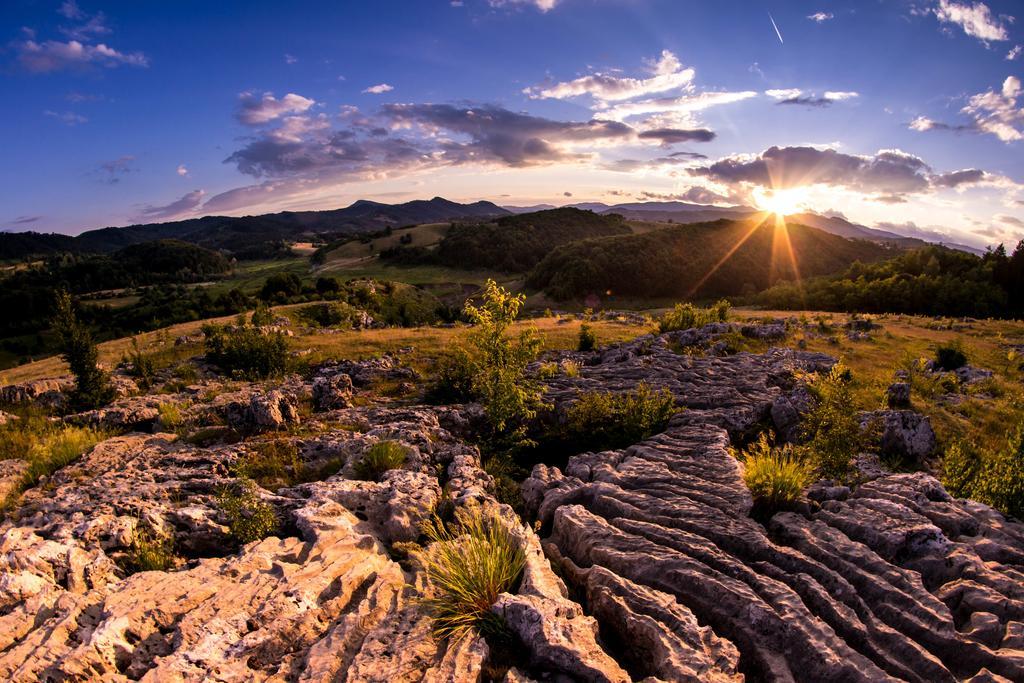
{"left": 44, "top": 110, "right": 87, "bottom": 126}
{"left": 236, "top": 91, "right": 315, "bottom": 125}
{"left": 58, "top": 1, "right": 84, "bottom": 20}
{"left": 933, "top": 0, "right": 1010, "bottom": 43}
{"left": 16, "top": 39, "right": 148, "bottom": 72}
{"left": 524, "top": 50, "right": 695, "bottom": 102}
{"left": 807, "top": 12, "right": 834, "bottom": 23}
{"left": 177, "top": 164, "right": 189, "bottom": 177}
{"left": 362, "top": 83, "right": 394, "bottom": 94}
{"left": 1009, "top": 45, "right": 1023, "bottom": 60}
{"left": 962, "top": 76, "right": 1023, "bottom": 141}
{"left": 488, "top": 0, "right": 559, "bottom": 12}
{"left": 766, "top": 89, "right": 803, "bottom": 100}
{"left": 599, "top": 90, "right": 758, "bottom": 123}
{"left": 284, "top": 53, "right": 298, "bottom": 65}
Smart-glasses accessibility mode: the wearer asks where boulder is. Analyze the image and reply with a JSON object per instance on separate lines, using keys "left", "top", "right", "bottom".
{"left": 861, "top": 409, "right": 937, "bottom": 463}
{"left": 312, "top": 372, "right": 354, "bottom": 411}
{"left": 887, "top": 381, "right": 912, "bottom": 408}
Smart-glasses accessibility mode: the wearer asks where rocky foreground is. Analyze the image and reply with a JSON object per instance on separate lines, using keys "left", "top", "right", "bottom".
{"left": 1, "top": 324, "right": 1023, "bottom": 681}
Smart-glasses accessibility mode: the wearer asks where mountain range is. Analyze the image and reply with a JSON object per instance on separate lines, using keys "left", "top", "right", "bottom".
{"left": 0, "top": 196, "right": 985, "bottom": 261}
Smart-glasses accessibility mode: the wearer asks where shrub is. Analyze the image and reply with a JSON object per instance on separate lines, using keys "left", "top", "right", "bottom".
{"left": 204, "top": 324, "right": 289, "bottom": 379}
{"left": 298, "top": 301, "right": 360, "bottom": 329}
{"left": 562, "top": 382, "right": 677, "bottom": 451}
{"left": 52, "top": 291, "right": 115, "bottom": 410}
{"left": 354, "top": 440, "right": 408, "bottom": 481}
{"left": 657, "top": 299, "right": 731, "bottom": 334}
{"left": 947, "top": 427, "right": 1024, "bottom": 519}
{"left": 935, "top": 342, "right": 968, "bottom": 371}
{"left": 122, "top": 527, "right": 178, "bottom": 573}
{"left": 577, "top": 323, "right": 597, "bottom": 352}
{"left": 233, "top": 440, "right": 303, "bottom": 489}
{"left": 426, "top": 348, "right": 477, "bottom": 404}
{"left": 0, "top": 419, "right": 110, "bottom": 506}
{"left": 260, "top": 273, "right": 303, "bottom": 300}
{"left": 536, "top": 362, "right": 559, "bottom": 380}
{"left": 739, "top": 434, "right": 812, "bottom": 511}
{"left": 417, "top": 509, "right": 526, "bottom": 641}
{"left": 463, "top": 280, "right": 543, "bottom": 440}
{"left": 940, "top": 440, "right": 979, "bottom": 499}
{"left": 124, "top": 337, "right": 157, "bottom": 390}
{"left": 561, "top": 359, "right": 581, "bottom": 378}
{"left": 250, "top": 301, "right": 274, "bottom": 327}
{"left": 217, "top": 478, "right": 279, "bottom": 544}
{"left": 800, "top": 363, "right": 861, "bottom": 480}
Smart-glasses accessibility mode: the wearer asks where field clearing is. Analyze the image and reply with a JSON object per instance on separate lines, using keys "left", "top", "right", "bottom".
{"left": 320, "top": 223, "right": 450, "bottom": 269}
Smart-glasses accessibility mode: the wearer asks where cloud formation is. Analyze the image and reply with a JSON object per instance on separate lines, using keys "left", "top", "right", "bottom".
{"left": 16, "top": 39, "right": 148, "bottom": 72}
{"left": 691, "top": 145, "right": 990, "bottom": 199}
{"left": 236, "top": 92, "right": 316, "bottom": 125}
{"left": 488, "top": 0, "right": 559, "bottom": 12}
{"left": 44, "top": 110, "right": 87, "bottom": 126}
{"left": 766, "top": 89, "right": 859, "bottom": 107}
{"left": 807, "top": 12, "right": 834, "bottom": 23}
{"left": 96, "top": 155, "right": 135, "bottom": 184}
{"left": 177, "top": 164, "right": 189, "bottom": 177}
{"left": 912, "top": 76, "right": 1023, "bottom": 142}
{"left": 363, "top": 83, "right": 394, "bottom": 94}
{"left": 139, "top": 190, "right": 206, "bottom": 220}
{"left": 524, "top": 50, "right": 695, "bottom": 102}
{"left": 932, "top": 0, "right": 1010, "bottom": 44}
{"left": 636, "top": 128, "right": 715, "bottom": 145}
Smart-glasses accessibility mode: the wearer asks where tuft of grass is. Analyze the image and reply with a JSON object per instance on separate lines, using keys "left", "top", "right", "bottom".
{"left": 739, "top": 434, "right": 813, "bottom": 512}
{"left": 232, "top": 439, "right": 303, "bottom": 489}
{"left": 561, "top": 382, "right": 677, "bottom": 452}
{"left": 217, "top": 478, "right": 279, "bottom": 544}
{"left": 121, "top": 526, "right": 178, "bottom": 573}
{"left": 800, "top": 362, "right": 861, "bottom": 481}
{"left": 353, "top": 440, "right": 408, "bottom": 481}
{"left": 417, "top": 508, "right": 526, "bottom": 641}
{"left": 157, "top": 402, "right": 185, "bottom": 431}
{"left": 560, "top": 359, "right": 581, "bottom": 378}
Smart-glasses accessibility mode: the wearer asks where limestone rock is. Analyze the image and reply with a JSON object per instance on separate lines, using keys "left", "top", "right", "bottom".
{"left": 312, "top": 371, "right": 354, "bottom": 410}
{"left": 861, "top": 409, "right": 937, "bottom": 463}
{"left": 888, "top": 381, "right": 912, "bottom": 408}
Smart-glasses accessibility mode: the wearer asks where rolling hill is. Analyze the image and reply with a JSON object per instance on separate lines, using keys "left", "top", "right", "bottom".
{"left": 0, "top": 197, "right": 510, "bottom": 261}
{"left": 526, "top": 216, "right": 898, "bottom": 300}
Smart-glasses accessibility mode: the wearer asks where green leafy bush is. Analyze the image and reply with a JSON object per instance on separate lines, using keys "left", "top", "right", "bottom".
{"left": 217, "top": 478, "right": 279, "bottom": 544}
{"left": 739, "top": 434, "right": 812, "bottom": 511}
{"left": 577, "top": 323, "right": 597, "bottom": 352}
{"left": 250, "top": 301, "right": 274, "bottom": 327}
{"left": 123, "top": 337, "right": 157, "bottom": 390}
{"left": 657, "top": 299, "right": 730, "bottom": 333}
{"left": 204, "top": 323, "right": 289, "bottom": 379}
{"left": 562, "top": 382, "right": 677, "bottom": 452}
{"left": 463, "top": 280, "right": 543, "bottom": 440}
{"left": 427, "top": 348, "right": 478, "bottom": 403}
{"left": 417, "top": 509, "right": 526, "bottom": 640}
{"left": 354, "top": 440, "right": 408, "bottom": 481}
{"left": 298, "top": 301, "right": 360, "bottom": 328}
{"left": 800, "top": 363, "right": 861, "bottom": 480}
{"left": 943, "top": 428, "right": 1024, "bottom": 519}
{"left": 935, "top": 342, "right": 968, "bottom": 371}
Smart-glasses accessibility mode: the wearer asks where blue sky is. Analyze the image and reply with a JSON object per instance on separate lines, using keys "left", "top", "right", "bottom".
{"left": 1, "top": 0, "right": 1022, "bottom": 247}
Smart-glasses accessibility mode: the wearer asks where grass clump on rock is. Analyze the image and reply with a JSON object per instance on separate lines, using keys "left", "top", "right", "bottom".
{"left": 801, "top": 362, "right": 862, "bottom": 480}
{"left": 354, "top": 440, "right": 408, "bottom": 481}
{"left": 121, "top": 526, "right": 178, "bottom": 573}
{"left": 562, "top": 382, "right": 677, "bottom": 452}
{"left": 942, "top": 428, "right": 1024, "bottom": 519}
{"left": 739, "top": 434, "right": 812, "bottom": 512}
{"left": 233, "top": 439, "right": 303, "bottom": 488}
{"left": 417, "top": 508, "right": 526, "bottom": 641}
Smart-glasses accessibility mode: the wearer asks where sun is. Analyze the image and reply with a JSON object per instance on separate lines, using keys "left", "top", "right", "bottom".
{"left": 753, "top": 186, "right": 811, "bottom": 215}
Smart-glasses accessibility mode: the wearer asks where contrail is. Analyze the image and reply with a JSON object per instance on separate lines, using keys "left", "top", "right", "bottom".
{"left": 769, "top": 12, "right": 784, "bottom": 44}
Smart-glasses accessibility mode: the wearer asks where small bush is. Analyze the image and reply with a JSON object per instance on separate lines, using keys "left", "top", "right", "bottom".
{"left": 427, "top": 348, "right": 478, "bottom": 403}
{"left": 800, "top": 363, "right": 861, "bottom": 480}
{"left": 122, "top": 527, "right": 178, "bottom": 573}
{"left": 204, "top": 324, "right": 289, "bottom": 379}
{"left": 250, "top": 301, "right": 274, "bottom": 327}
{"left": 935, "top": 342, "right": 968, "bottom": 371}
{"left": 124, "top": 337, "right": 157, "bottom": 390}
{"left": 217, "top": 478, "right": 278, "bottom": 544}
{"left": 561, "top": 359, "right": 581, "bottom": 378}
{"left": 940, "top": 440, "right": 979, "bottom": 499}
{"left": 417, "top": 509, "right": 526, "bottom": 641}
{"left": 298, "top": 301, "right": 360, "bottom": 329}
{"left": 562, "top": 382, "right": 677, "bottom": 452}
{"left": 233, "top": 440, "right": 303, "bottom": 489}
{"left": 945, "top": 427, "right": 1024, "bottom": 519}
{"left": 739, "top": 435, "right": 812, "bottom": 511}
{"left": 536, "top": 362, "right": 559, "bottom": 380}
{"left": 354, "top": 440, "right": 408, "bottom": 481}
{"left": 577, "top": 323, "right": 597, "bottom": 352}
{"left": 657, "top": 299, "right": 730, "bottom": 334}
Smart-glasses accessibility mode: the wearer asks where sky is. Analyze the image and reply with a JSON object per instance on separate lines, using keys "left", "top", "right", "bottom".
{"left": 1, "top": 0, "right": 1023, "bottom": 248}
